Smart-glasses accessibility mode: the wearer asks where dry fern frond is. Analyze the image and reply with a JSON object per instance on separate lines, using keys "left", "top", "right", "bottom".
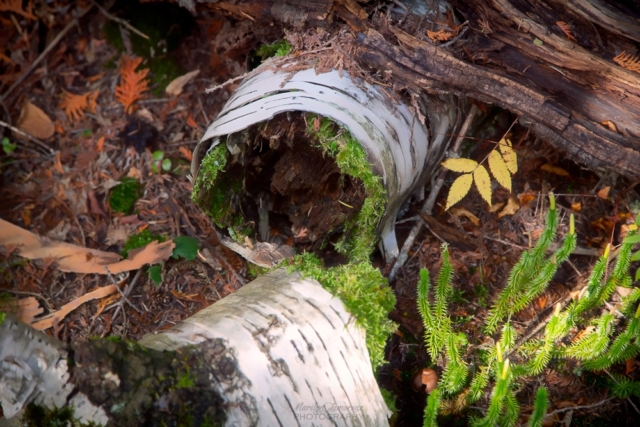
{"left": 115, "top": 55, "right": 150, "bottom": 113}
{"left": 0, "top": 0, "right": 36, "bottom": 20}
{"left": 427, "top": 29, "right": 454, "bottom": 42}
{"left": 613, "top": 51, "right": 640, "bottom": 73}
{"left": 478, "top": 18, "right": 493, "bottom": 34}
{"left": 60, "top": 90, "right": 99, "bottom": 122}
{"left": 556, "top": 21, "right": 577, "bottom": 42}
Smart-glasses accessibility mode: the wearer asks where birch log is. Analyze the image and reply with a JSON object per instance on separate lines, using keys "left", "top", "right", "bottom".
{"left": 0, "top": 269, "right": 391, "bottom": 426}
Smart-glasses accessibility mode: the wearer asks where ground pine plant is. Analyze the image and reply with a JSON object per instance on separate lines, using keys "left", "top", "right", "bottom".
{"left": 417, "top": 193, "right": 640, "bottom": 426}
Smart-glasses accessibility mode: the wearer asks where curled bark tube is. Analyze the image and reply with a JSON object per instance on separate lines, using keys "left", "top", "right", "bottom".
{"left": 192, "top": 64, "right": 454, "bottom": 264}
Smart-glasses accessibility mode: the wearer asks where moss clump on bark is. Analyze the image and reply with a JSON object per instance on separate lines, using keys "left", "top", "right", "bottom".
{"left": 286, "top": 253, "right": 396, "bottom": 369}
{"left": 67, "top": 337, "right": 226, "bottom": 427}
{"left": 306, "top": 115, "right": 386, "bottom": 262}
{"left": 191, "top": 144, "right": 244, "bottom": 235}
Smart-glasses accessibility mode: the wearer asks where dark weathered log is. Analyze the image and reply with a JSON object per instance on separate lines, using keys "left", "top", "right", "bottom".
{"left": 183, "top": 0, "right": 640, "bottom": 178}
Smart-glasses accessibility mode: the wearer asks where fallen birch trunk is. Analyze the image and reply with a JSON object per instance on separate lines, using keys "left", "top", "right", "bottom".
{"left": 0, "top": 269, "right": 391, "bottom": 427}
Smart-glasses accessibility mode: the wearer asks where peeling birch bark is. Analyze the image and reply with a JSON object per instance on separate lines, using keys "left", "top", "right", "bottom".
{"left": 0, "top": 270, "right": 391, "bottom": 426}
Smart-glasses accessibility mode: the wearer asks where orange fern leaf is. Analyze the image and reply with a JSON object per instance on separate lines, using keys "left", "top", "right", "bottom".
{"left": 613, "top": 51, "right": 640, "bottom": 73}
{"left": 115, "top": 55, "right": 149, "bottom": 113}
{"left": 556, "top": 21, "right": 577, "bottom": 42}
{"left": 427, "top": 29, "right": 454, "bottom": 42}
{"left": 60, "top": 90, "right": 99, "bottom": 122}
{"left": 0, "top": 0, "right": 36, "bottom": 20}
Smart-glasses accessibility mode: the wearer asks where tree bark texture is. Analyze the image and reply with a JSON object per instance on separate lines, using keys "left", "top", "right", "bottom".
{"left": 1, "top": 270, "right": 390, "bottom": 426}
{"left": 185, "top": 0, "right": 640, "bottom": 178}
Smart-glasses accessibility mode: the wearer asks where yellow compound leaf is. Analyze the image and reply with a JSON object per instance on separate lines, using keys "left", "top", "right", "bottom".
{"left": 488, "top": 150, "right": 512, "bottom": 192}
{"left": 441, "top": 158, "right": 478, "bottom": 173}
{"left": 445, "top": 173, "right": 473, "bottom": 210}
{"left": 498, "top": 138, "right": 518, "bottom": 174}
{"left": 474, "top": 165, "right": 492, "bottom": 206}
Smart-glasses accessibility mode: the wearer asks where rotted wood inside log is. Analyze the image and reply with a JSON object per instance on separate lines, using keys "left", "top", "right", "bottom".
{"left": 214, "top": 113, "right": 367, "bottom": 266}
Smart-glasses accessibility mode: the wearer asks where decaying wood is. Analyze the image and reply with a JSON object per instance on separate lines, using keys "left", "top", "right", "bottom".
{"left": 181, "top": 0, "right": 640, "bottom": 179}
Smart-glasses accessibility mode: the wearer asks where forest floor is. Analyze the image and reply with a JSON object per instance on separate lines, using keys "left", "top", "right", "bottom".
{"left": 1, "top": 1, "right": 639, "bottom": 426}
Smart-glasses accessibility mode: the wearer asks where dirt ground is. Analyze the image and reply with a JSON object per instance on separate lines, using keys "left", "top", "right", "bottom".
{"left": 1, "top": 1, "right": 639, "bottom": 425}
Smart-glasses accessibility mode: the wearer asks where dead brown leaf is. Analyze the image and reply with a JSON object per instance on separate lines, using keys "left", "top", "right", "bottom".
{"left": 498, "top": 196, "right": 520, "bottom": 218}
{"left": 165, "top": 69, "right": 200, "bottom": 96}
{"left": 597, "top": 186, "right": 610, "bottom": 199}
{"left": 601, "top": 120, "right": 618, "bottom": 133}
{"left": 31, "top": 285, "right": 117, "bottom": 330}
{"left": 115, "top": 55, "right": 150, "bottom": 113}
{"left": 0, "top": 219, "right": 175, "bottom": 274}
{"left": 16, "top": 100, "right": 54, "bottom": 140}
{"left": 518, "top": 191, "right": 536, "bottom": 207}
{"left": 427, "top": 29, "right": 454, "bottom": 42}
{"left": 0, "top": 0, "right": 36, "bottom": 20}
{"left": 60, "top": 89, "right": 99, "bottom": 122}
{"left": 179, "top": 146, "right": 193, "bottom": 162}
{"left": 450, "top": 207, "right": 481, "bottom": 226}
{"left": 0, "top": 297, "right": 43, "bottom": 324}
{"left": 570, "top": 202, "right": 582, "bottom": 212}
{"left": 540, "top": 164, "right": 569, "bottom": 176}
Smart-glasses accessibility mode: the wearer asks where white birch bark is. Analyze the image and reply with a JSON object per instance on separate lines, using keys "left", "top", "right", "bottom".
{"left": 139, "top": 269, "right": 391, "bottom": 426}
{"left": 1, "top": 269, "right": 391, "bottom": 427}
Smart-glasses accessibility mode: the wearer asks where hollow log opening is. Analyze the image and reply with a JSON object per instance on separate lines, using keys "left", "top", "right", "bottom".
{"left": 193, "top": 113, "right": 373, "bottom": 265}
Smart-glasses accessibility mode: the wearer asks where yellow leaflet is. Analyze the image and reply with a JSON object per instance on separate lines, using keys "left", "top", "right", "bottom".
{"left": 488, "top": 150, "right": 512, "bottom": 192}
{"left": 499, "top": 138, "right": 518, "bottom": 174}
{"left": 441, "top": 158, "right": 478, "bottom": 173}
{"left": 474, "top": 165, "right": 492, "bottom": 206}
{"left": 445, "top": 173, "right": 473, "bottom": 210}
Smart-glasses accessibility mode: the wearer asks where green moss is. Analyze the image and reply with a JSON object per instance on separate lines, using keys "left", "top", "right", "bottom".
{"left": 255, "top": 40, "right": 292, "bottom": 60}
{"left": 286, "top": 253, "right": 396, "bottom": 369}
{"left": 191, "top": 144, "right": 245, "bottom": 230}
{"left": 22, "top": 403, "right": 101, "bottom": 427}
{"left": 307, "top": 115, "right": 387, "bottom": 262}
{"left": 176, "top": 367, "right": 196, "bottom": 389}
{"left": 121, "top": 229, "right": 166, "bottom": 258}
{"left": 109, "top": 177, "right": 143, "bottom": 215}
{"left": 0, "top": 311, "right": 5, "bottom": 326}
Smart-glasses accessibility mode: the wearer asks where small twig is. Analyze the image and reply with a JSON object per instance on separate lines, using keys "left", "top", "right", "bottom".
{"left": 90, "top": 0, "right": 150, "bottom": 40}
{"left": 389, "top": 104, "right": 480, "bottom": 281}
{"left": 104, "top": 267, "right": 142, "bottom": 316}
{"left": 1, "top": 5, "right": 94, "bottom": 102}
{"left": 198, "top": 96, "right": 210, "bottom": 124}
{"left": 110, "top": 269, "right": 144, "bottom": 325}
{"left": 205, "top": 72, "right": 250, "bottom": 94}
{"left": 2, "top": 289, "right": 54, "bottom": 312}
{"left": 0, "top": 120, "right": 55, "bottom": 154}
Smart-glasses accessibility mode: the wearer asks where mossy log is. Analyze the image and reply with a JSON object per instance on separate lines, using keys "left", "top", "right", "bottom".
{"left": 0, "top": 270, "right": 391, "bottom": 427}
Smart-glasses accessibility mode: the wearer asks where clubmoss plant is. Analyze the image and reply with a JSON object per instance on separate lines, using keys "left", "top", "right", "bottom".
{"left": 416, "top": 193, "right": 640, "bottom": 426}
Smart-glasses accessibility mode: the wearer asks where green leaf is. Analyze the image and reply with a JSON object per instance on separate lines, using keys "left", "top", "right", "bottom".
{"left": 636, "top": 212, "right": 640, "bottom": 225}
{"left": 632, "top": 251, "right": 640, "bottom": 262}
{"left": 2, "top": 137, "right": 17, "bottom": 154}
{"left": 149, "top": 265, "right": 163, "bottom": 286}
{"left": 172, "top": 236, "right": 199, "bottom": 260}
{"left": 162, "top": 158, "right": 172, "bottom": 171}
{"left": 623, "top": 235, "right": 640, "bottom": 245}
{"left": 152, "top": 150, "right": 164, "bottom": 161}
{"left": 635, "top": 267, "right": 640, "bottom": 281}
{"left": 533, "top": 38, "right": 544, "bottom": 46}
